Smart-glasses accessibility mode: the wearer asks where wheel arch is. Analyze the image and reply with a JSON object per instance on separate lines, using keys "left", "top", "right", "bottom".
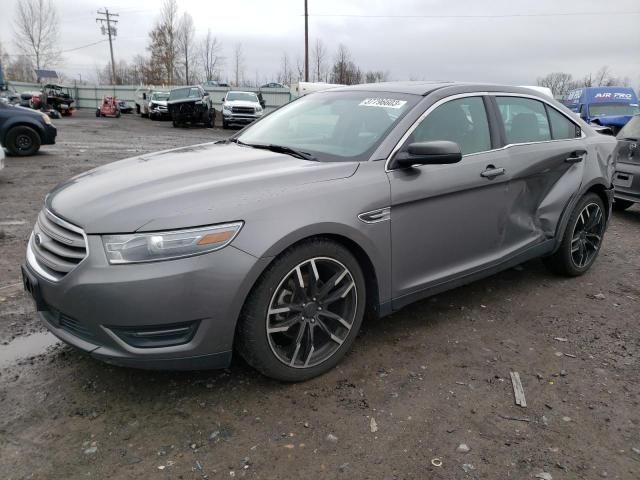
{"left": 2, "top": 120, "right": 45, "bottom": 145}
{"left": 233, "top": 230, "right": 383, "bottom": 343}
{"left": 552, "top": 180, "right": 613, "bottom": 253}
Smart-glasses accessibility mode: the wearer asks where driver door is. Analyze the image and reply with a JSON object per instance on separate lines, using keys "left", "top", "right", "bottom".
{"left": 387, "top": 95, "right": 510, "bottom": 306}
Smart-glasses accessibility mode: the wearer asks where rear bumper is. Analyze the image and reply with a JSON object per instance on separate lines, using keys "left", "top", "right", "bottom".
{"left": 613, "top": 162, "right": 640, "bottom": 203}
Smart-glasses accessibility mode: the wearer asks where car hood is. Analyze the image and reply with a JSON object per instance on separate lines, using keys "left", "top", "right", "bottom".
{"left": 591, "top": 115, "right": 633, "bottom": 128}
{"left": 47, "top": 143, "right": 359, "bottom": 234}
{"left": 150, "top": 100, "right": 168, "bottom": 106}
{"left": 224, "top": 100, "right": 260, "bottom": 108}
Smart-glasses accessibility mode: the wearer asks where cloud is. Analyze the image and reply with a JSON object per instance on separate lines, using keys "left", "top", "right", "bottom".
{"left": 1, "top": 0, "right": 638, "bottom": 87}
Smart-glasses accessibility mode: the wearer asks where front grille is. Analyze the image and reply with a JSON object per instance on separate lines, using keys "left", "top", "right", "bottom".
{"left": 231, "top": 106, "right": 255, "bottom": 115}
{"left": 30, "top": 209, "right": 87, "bottom": 280}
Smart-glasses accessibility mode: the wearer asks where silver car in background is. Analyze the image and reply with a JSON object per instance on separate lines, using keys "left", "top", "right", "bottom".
{"left": 23, "top": 82, "right": 615, "bottom": 381}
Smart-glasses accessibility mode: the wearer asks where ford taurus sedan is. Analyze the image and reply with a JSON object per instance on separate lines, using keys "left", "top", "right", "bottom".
{"left": 23, "top": 82, "right": 616, "bottom": 381}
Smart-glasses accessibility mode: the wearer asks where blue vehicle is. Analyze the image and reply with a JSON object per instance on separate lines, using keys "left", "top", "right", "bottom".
{"left": 563, "top": 87, "right": 639, "bottom": 134}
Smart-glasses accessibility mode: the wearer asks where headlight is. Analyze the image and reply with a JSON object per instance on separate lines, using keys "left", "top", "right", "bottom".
{"left": 256, "top": 106, "right": 263, "bottom": 113}
{"left": 102, "top": 222, "right": 243, "bottom": 264}
{"left": 223, "top": 104, "right": 232, "bottom": 111}
{"left": 41, "top": 114, "right": 51, "bottom": 125}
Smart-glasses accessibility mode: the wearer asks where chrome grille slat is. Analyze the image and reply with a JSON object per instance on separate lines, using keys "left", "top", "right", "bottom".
{"left": 29, "top": 209, "right": 88, "bottom": 280}
{"left": 37, "top": 210, "right": 85, "bottom": 247}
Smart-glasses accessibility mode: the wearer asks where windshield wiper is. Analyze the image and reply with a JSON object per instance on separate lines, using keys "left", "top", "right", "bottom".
{"left": 243, "top": 143, "right": 317, "bottom": 161}
{"left": 620, "top": 137, "right": 638, "bottom": 142}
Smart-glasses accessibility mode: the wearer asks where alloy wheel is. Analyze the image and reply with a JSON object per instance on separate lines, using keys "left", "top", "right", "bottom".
{"left": 266, "top": 257, "right": 358, "bottom": 369}
{"left": 571, "top": 202, "right": 605, "bottom": 268}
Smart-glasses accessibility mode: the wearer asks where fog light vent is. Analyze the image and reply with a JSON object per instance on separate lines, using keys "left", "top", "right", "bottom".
{"left": 110, "top": 320, "right": 200, "bottom": 348}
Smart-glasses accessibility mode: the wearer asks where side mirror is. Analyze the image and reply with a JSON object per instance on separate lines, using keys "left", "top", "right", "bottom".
{"left": 392, "top": 141, "right": 463, "bottom": 168}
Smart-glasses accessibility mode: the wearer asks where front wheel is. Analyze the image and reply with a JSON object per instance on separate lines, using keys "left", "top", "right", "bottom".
{"left": 544, "top": 193, "right": 606, "bottom": 276}
{"left": 237, "top": 240, "right": 366, "bottom": 381}
{"left": 5, "top": 126, "right": 41, "bottom": 156}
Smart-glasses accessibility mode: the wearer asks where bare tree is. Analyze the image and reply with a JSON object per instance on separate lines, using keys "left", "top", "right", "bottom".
{"left": 177, "top": 12, "right": 196, "bottom": 84}
{"left": 312, "top": 39, "right": 326, "bottom": 82}
{"left": 233, "top": 43, "right": 244, "bottom": 86}
{"left": 200, "top": 29, "right": 223, "bottom": 81}
{"left": 13, "top": 0, "right": 60, "bottom": 81}
{"left": 594, "top": 66, "right": 611, "bottom": 87}
{"left": 278, "top": 52, "right": 293, "bottom": 86}
{"left": 148, "top": 0, "right": 179, "bottom": 84}
{"left": 330, "top": 44, "right": 361, "bottom": 85}
{"left": 365, "top": 70, "right": 389, "bottom": 83}
{"left": 536, "top": 72, "right": 575, "bottom": 97}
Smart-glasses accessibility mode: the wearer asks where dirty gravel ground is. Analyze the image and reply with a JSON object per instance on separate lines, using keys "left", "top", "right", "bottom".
{"left": 0, "top": 111, "right": 639, "bottom": 479}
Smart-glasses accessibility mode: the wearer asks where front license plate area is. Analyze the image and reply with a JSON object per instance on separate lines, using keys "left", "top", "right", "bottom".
{"left": 21, "top": 265, "right": 48, "bottom": 312}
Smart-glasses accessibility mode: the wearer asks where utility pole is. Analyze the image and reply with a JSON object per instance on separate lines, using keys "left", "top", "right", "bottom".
{"left": 96, "top": 8, "right": 119, "bottom": 84}
{"left": 304, "top": 0, "right": 309, "bottom": 82}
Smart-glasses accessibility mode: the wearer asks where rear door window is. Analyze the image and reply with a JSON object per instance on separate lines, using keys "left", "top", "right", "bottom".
{"left": 546, "top": 106, "right": 581, "bottom": 140}
{"left": 496, "top": 97, "right": 551, "bottom": 144}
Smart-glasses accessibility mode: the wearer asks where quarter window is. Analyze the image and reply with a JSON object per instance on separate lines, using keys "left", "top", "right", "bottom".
{"left": 546, "top": 106, "right": 580, "bottom": 140}
{"left": 496, "top": 97, "right": 551, "bottom": 144}
{"left": 409, "top": 97, "right": 492, "bottom": 156}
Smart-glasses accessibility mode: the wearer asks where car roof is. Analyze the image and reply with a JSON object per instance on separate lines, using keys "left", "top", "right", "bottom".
{"left": 329, "top": 81, "right": 551, "bottom": 97}
{"left": 227, "top": 91, "right": 257, "bottom": 95}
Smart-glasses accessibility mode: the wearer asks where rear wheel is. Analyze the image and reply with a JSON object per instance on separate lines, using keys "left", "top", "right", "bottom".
{"left": 237, "top": 240, "right": 366, "bottom": 381}
{"left": 95, "top": 109, "right": 100, "bottom": 117}
{"left": 613, "top": 199, "right": 634, "bottom": 211}
{"left": 544, "top": 193, "right": 606, "bottom": 276}
{"left": 6, "top": 126, "right": 41, "bottom": 156}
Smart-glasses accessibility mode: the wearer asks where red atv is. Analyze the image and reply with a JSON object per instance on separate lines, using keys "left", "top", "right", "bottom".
{"left": 96, "top": 96, "right": 121, "bottom": 118}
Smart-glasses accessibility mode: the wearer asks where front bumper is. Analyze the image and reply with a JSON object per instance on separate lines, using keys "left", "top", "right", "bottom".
{"left": 42, "top": 124, "right": 57, "bottom": 145}
{"left": 24, "top": 234, "right": 270, "bottom": 370}
{"left": 613, "top": 161, "right": 640, "bottom": 203}
{"left": 223, "top": 111, "right": 262, "bottom": 124}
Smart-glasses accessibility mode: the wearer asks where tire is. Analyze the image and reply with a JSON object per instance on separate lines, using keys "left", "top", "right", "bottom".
{"left": 205, "top": 112, "right": 214, "bottom": 128}
{"left": 116, "top": 110, "right": 121, "bottom": 118}
{"left": 613, "top": 199, "right": 633, "bottom": 211}
{"left": 172, "top": 120, "right": 179, "bottom": 128}
{"left": 136, "top": 105, "right": 140, "bottom": 115}
{"left": 236, "top": 239, "right": 366, "bottom": 382}
{"left": 544, "top": 193, "right": 606, "bottom": 276}
{"left": 5, "top": 125, "right": 41, "bottom": 156}
{"left": 96, "top": 109, "right": 100, "bottom": 117}
{"left": 222, "top": 120, "right": 228, "bottom": 129}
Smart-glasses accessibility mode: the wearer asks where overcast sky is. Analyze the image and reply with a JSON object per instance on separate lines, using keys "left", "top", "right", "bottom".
{"left": 1, "top": 0, "right": 639, "bottom": 87}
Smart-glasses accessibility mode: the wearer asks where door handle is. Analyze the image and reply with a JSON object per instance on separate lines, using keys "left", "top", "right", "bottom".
{"left": 481, "top": 166, "right": 506, "bottom": 179}
{"left": 565, "top": 150, "right": 586, "bottom": 163}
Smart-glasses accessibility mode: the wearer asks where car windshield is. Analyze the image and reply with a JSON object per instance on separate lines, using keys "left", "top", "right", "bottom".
{"left": 237, "top": 91, "right": 418, "bottom": 162}
{"left": 617, "top": 115, "right": 640, "bottom": 139}
{"left": 226, "top": 92, "right": 258, "bottom": 102}
{"left": 152, "top": 92, "right": 170, "bottom": 101}
{"left": 169, "top": 87, "right": 201, "bottom": 100}
{"left": 589, "top": 103, "right": 639, "bottom": 117}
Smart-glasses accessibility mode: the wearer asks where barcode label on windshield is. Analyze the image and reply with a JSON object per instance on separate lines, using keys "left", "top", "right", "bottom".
{"left": 359, "top": 98, "right": 407, "bottom": 109}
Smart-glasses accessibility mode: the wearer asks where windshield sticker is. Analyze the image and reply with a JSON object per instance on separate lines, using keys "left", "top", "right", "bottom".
{"left": 359, "top": 98, "right": 407, "bottom": 109}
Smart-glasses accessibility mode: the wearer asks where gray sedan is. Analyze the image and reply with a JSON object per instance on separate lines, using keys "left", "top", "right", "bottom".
{"left": 23, "top": 82, "right": 616, "bottom": 381}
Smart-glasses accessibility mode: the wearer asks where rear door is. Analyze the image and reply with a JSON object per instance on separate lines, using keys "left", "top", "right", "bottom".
{"left": 491, "top": 94, "right": 586, "bottom": 255}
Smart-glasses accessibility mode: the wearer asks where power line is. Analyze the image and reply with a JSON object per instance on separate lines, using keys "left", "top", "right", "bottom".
{"left": 96, "top": 8, "right": 119, "bottom": 83}
{"left": 3, "top": 40, "right": 109, "bottom": 57}
{"left": 309, "top": 11, "right": 640, "bottom": 18}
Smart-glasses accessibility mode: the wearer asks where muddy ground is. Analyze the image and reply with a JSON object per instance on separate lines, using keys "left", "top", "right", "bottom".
{"left": 0, "top": 110, "right": 638, "bottom": 479}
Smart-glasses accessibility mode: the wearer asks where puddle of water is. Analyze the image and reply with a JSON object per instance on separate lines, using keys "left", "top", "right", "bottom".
{"left": 0, "top": 331, "right": 61, "bottom": 368}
